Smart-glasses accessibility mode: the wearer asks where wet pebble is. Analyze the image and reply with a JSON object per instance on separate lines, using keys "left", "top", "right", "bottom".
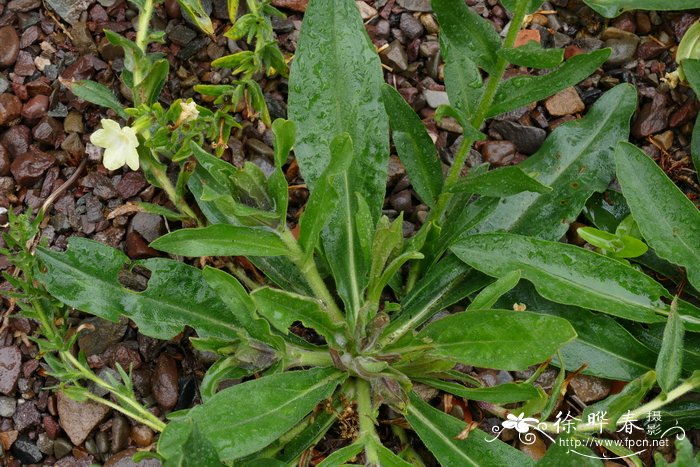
{"left": 43, "top": 415, "right": 61, "bottom": 439}
{"left": 492, "top": 120, "right": 546, "bottom": 155}
{"left": 126, "top": 231, "right": 160, "bottom": 259}
{"left": 14, "top": 50, "right": 36, "bottom": 76}
{"left": 0, "top": 346, "right": 22, "bottom": 394}
{"left": 0, "top": 26, "right": 20, "bottom": 67}
{"left": 78, "top": 317, "right": 128, "bottom": 356}
{"left": 21, "top": 94, "right": 49, "bottom": 122}
{"left": 130, "top": 424, "right": 154, "bottom": 447}
{"left": 1, "top": 124, "right": 31, "bottom": 157}
{"left": 480, "top": 140, "right": 516, "bottom": 166}
{"left": 32, "top": 116, "right": 64, "bottom": 147}
{"left": 52, "top": 437, "right": 72, "bottom": 459}
{"left": 153, "top": 354, "right": 179, "bottom": 410}
{"left": 569, "top": 374, "right": 611, "bottom": 403}
{"left": 0, "top": 395, "right": 16, "bottom": 417}
{"left": 130, "top": 212, "right": 164, "bottom": 243}
{"left": 601, "top": 27, "right": 639, "bottom": 66}
{"left": 11, "top": 435, "right": 43, "bottom": 464}
{"left": 389, "top": 189, "right": 413, "bottom": 212}
{"left": 400, "top": 13, "right": 424, "bottom": 40}
{"left": 0, "top": 93, "right": 22, "bottom": 126}
{"left": 116, "top": 171, "right": 147, "bottom": 198}
{"left": 111, "top": 414, "right": 130, "bottom": 452}
{"left": 632, "top": 94, "right": 669, "bottom": 138}
{"left": 544, "top": 87, "right": 585, "bottom": 116}
{"left": 105, "top": 448, "right": 162, "bottom": 466}
{"left": 57, "top": 392, "right": 110, "bottom": 445}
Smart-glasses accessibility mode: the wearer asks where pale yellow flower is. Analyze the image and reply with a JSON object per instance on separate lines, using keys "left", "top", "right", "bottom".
{"left": 179, "top": 100, "right": 199, "bottom": 124}
{"left": 89, "top": 119, "right": 140, "bottom": 171}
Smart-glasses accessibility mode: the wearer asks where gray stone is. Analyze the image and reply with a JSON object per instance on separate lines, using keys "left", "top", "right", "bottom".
{"left": 14, "top": 400, "right": 41, "bottom": 431}
{"left": 167, "top": 25, "right": 197, "bottom": 46}
{"left": 423, "top": 89, "right": 449, "bottom": 108}
{"left": 492, "top": 121, "right": 547, "bottom": 155}
{"left": 381, "top": 40, "right": 408, "bottom": 71}
{"left": 397, "top": 0, "right": 431, "bottom": 11}
{"left": 37, "top": 433, "right": 54, "bottom": 455}
{"left": 0, "top": 346, "right": 21, "bottom": 394}
{"left": 400, "top": 13, "right": 424, "bottom": 40}
{"left": 130, "top": 212, "right": 164, "bottom": 243}
{"left": 77, "top": 316, "right": 127, "bottom": 356}
{"left": 0, "top": 395, "right": 16, "bottom": 417}
{"left": 601, "top": 27, "right": 639, "bottom": 66}
{"left": 53, "top": 438, "right": 72, "bottom": 459}
{"left": 45, "top": 0, "right": 94, "bottom": 24}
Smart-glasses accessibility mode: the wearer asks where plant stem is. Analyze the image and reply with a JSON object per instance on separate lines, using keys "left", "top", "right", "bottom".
{"left": 280, "top": 229, "right": 345, "bottom": 324}
{"left": 133, "top": 0, "right": 155, "bottom": 87}
{"left": 286, "top": 345, "right": 334, "bottom": 369}
{"left": 355, "top": 378, "right": 380, "bottom": 465}
{"left": 149, "top": 159, "right": 202, "bottom": 225}
{"left": 405, "top": 0, "right": 530, "bottom": 292}
{"left": 61, "top": 351, "right": 166, "bottom": 432}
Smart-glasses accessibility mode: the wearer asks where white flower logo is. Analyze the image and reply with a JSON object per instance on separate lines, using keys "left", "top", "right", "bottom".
{"left": 502, "top": 413, "right": 539, "bottom": 434}
{"left": 89, "top": 119, "right": 140, "bottom": 171}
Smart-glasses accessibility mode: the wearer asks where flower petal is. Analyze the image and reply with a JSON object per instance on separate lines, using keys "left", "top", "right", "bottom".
{"left": 515, "top": 422, "right": 530, "bottom": 434}
{"left": 502, "top": 421, "right": 517, "bottom": 430}
{"left": 102, "top": 147, "right": 125, "bottom": 171}
{"left": 124, "top": 146, "right": 140, "bottom": 171}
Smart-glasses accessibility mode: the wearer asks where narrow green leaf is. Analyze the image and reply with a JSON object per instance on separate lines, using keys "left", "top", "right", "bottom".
{"left": 297, "top": 133, "right": 353, "bottom": 258}
{"left": 656, "top": 306, "right": 685, "bottom": 393}
{"left": 582, "top": 0, "right": 699, "bottom": 17}
{"left": 500, "top": 0, "right": 543, "bottom": 13}
{"left": 288, "top": 0, "right": 389, "bottom": 219}
{"left": 250, "top": 287, "right": 345, "bottom": 347}
{"left": 271, "top": 119, "right": 296, "bottom": 169}
{"left": 382, "top": 84, "right": 443, "bottom": 208}
{"left": 418, "top": 378, "right": 540, "bottom": 404}
{"left": 150, "top": 225, "right": 288, "bottom": 257}
{"left": 444, "top": 49, "right": 482, "bottom": 121}
{"left": 418, "top": 309, "right": 576, "bottom": 370}
{"left": 316, "top": 442, "right": 364, "bottom": 467}
{"left": 157, "top": 368, "right": 344, "bottom": 462}
{"left": 475, "top": 84, "right": 637, "bottom": 241}
{"left": 467, "top": 270, "right": 521, "bottom": 311}
{"left": 136, "top": 58, "right": 169, "bottom": 106}
{"left": 61, "top": 80, "right": 127, "bottom": 118}
{"left": 577, "top": 226, "right": 648, "bottom": 258}
{"left": 37, "top": 238, "right": 238, "bottom": 340}
{"left": 451, "top": 166, "right": 551, "bottom": 197}
{"left": 452, "top": 233, "right": 677, "bottom": 324}
{"left": 374, "top": 443, "right": 413, "bottom": 467}
{"left": 630, "top": 322, "right": 700, "bottom": 374}
{"left": 177, "top": 0, "right": 215, "bottom": 34}
{"left": 407, "top": 393, "right": 535, "bottom": 467}
{"left": 497, "top": 42, "right": 564, "bottom": 69}
{"left": 487, "top": 50, "right": 610, "bottom": 118}
{"left": 500, "top": 283, "right": 657, "bottom": 381}
{"left": 614, "top": 142, "right": 700, "bottom": 292}
{"left": 582, "top": 371, "right": 656, "bottom": 429}
{"left": 433, "top": 0, "right": 501, "bottom": 74}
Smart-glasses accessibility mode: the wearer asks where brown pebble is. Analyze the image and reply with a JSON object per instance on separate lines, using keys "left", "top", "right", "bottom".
{"left": 0, "top": 93, "right": 22, "bottom": 126}
{"left": 130, "top": 424, "right": 153, "bottom": 447}
{"left": 152, "top": 354, "right": 178, "bottom": 410}
{"left": 0, "top": 26, "right": 20, "bottom": 67}
{"left": 480, "top": 140, "right": 517, "bottom": 167}
{"left": 21, "top": 94, "right": 49, "bottom": 122}
{"left": 0, "top": 144, "right": 9, "bottom": 176}
{"left": 10, "top": 149, "right": 56, "bottom": 186}
{"left": 1, "top": 125, "right": 31, "bottom": 157}
{"left": 126, "top": 231, "right": 160, "bottom": 259}
{"left": 544, "top": 87, "right": 585, "bottom": 116}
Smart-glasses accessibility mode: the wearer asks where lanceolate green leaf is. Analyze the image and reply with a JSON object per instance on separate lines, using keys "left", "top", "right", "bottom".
{"left": 452, "top": 233, "right": 689, "bottom": 325}
{"left": 418, "top": 309, "right": 576, "bottom": 370}
{"left": 157, "top": 418, "right": 224, "bottom": 466}
{"left": 418, "top": 378, "right": 540, "bottom": 404}
{"left": 467, "top": 270, "right": 521, "bottom": 311}
{"left": 582, "top": 371, "right": 656, "bottom": 429}
{"left": 656, "top": 308, "right": 685, "bottom": 393}
{"left": 614, "top": 142, "right": 700, "bottom": 292}
{"left": 288, "top": 0, "right": 389, "bottom": 218}
{"left": 444, "top": 49, "right": 482, "bottom": 120}
{"left": 475, "top": 84, "right": 637, "bottom": 241}
{"left": 61, "top": 80, "right": 127, "bottom": 118}
{"left": 37, "top": 237, "right": 238, "bottom": 340}
{"left": 450, "top": 166, "right": 551, "bottom": 197}
{"left": 487, "top": 50, "right": 610, "bottom": 118}
{"left": 582, "top": 0, "right": 699, "bottom": 17}
{"left": 685, "top": 60, "right": 700, "bottom": 172}
{"left": 150, "top": 225, "right": 289, "bottom": 257}
{"left": 250, "top": 287, "right": 345, "bottom": 347}
{"left": 158, "top": 368, "right": 344, "bottom": 462}
{"left": 177, "top": 0, "right": 215, "bottom": 34}
{"left": 497, "top": 42, "right": 564, "bottom": 69}
{"left": 382, "top": 84, "right": 443, "bottom": 208}
{"left": 500, "top": 284, "right": 657, "bottom": 381}
{"left": 433, "top": 0, "right": 501, "bottom": 74}
{"left": 407, "top": 393, "right": 535, "bottom": 467}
